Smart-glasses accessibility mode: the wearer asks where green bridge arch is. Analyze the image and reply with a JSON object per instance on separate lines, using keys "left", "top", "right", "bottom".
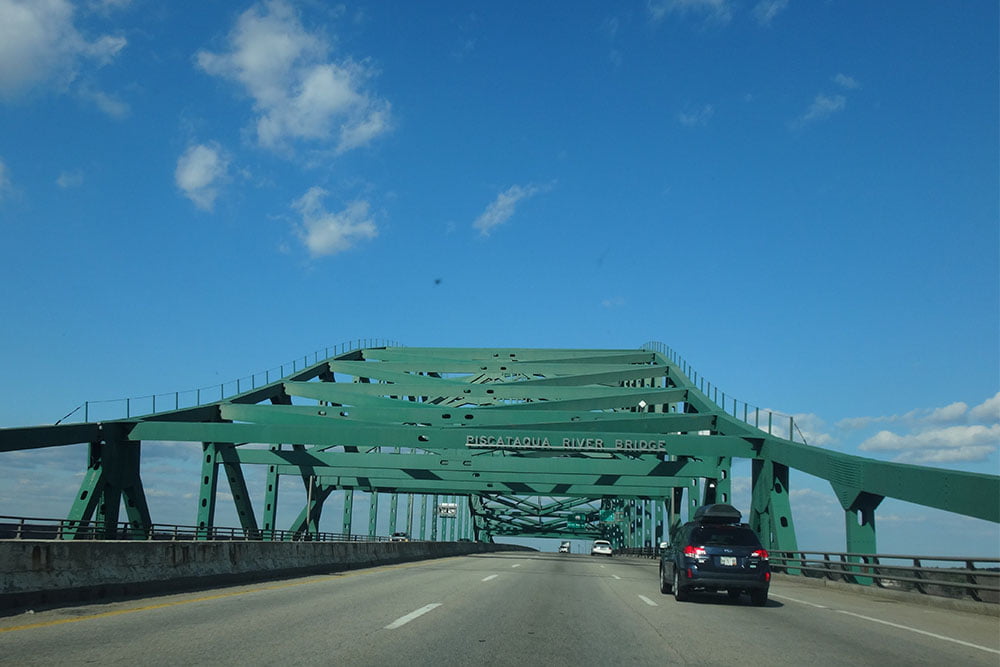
{"left": 1, "top": 343, "right": 996, "bottom": 554}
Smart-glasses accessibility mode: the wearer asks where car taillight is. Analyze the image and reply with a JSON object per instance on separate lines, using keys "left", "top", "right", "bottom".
{"left": 683, "top": 545, "right": 706, "bottom": 558}
{"left": 751, "top": 549, "right": 769, "bottom": 560}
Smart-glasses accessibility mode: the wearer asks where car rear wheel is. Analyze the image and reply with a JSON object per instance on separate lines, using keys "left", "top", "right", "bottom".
{"left": 659, "top": 565, "right": 672, "bottom": 594}
{"left": 673, "top": 569, "right": 688, "bottom": 602}
{"left": 750, "top": 589, "right": 768, "bottom": 607}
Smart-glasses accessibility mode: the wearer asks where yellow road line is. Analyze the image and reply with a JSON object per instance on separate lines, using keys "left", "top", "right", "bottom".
{"left": 0, "top": 557, "right": 463, "bottom": 634}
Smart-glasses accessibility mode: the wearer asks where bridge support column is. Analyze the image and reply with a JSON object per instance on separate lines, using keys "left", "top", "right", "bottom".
{"left": 688, "top": 478, "right": 701, "bottom": 521}
{"left": 750, "top": 459, "right": 799, "bottom": 555}
{"left": 342, "top": 489, "right": 354, "bottom": 535}
{"left": 262, "top": 444, "right": 281, "bottom": 540}
{"left": 196, "top": 443, "right": 220, "bottom": 538}
{"left": 66, "top": 425, "right": 151, "bottom": 540}
{"left": 368, "top": 492, "right": 379, "bottom": 537}
{"left": 667, "top": 487, "right": 684, "bottom": 540}
{"left": 218, "top": 444, "right": 259, "bottom": 538}
{"left": 419, "top": 494, "right": 427, "bottom": 540}
{"left": 714, "top": 457, "right": 732, "bottom": 504}
{"left": 289, "top": 477, "right": 332, "bottom": 539}
{"left": 837, "top": 490, "right": 884, "bottom": 585}
{"left": 389, "top": 492, "right": 399, "bottom": 534}
{"left": 431, "top": 494, "right": 439, "bottom": 541}
{"left": 653, "top": 497, "right": 665, "bottom": 546}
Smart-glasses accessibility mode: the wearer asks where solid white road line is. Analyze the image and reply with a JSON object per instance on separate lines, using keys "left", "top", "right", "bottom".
{"left": 833, "top": 609, "right": 1000, "bottom": 656}
{"left": 771, "top": 594, "right": 998, "bottom": 655}
{"left": 769, "top": 593, "right": 827, "bottom": 609}
{"left": 385, "top": 603, "right": 442, "bottom": 630}
{"left": 482, "top": 574, "right": 499, "bottom": 582}
{"left": 638, "top": 595, "right": 659, "bottom": 607}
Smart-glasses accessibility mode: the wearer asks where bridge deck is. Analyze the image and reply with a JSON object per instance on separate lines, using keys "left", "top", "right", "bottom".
{"left": 2, "top": 553, "right": 996, "bottom": 665}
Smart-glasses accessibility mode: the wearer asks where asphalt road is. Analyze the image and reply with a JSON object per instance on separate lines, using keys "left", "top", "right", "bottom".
{"left": 1, "top": 552, "right": 997, "bottom": 666}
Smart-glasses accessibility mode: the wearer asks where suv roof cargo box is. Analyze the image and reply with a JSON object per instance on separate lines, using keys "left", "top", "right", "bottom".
{"left": 692, "top": 503, "right": 742, "bottom": 524}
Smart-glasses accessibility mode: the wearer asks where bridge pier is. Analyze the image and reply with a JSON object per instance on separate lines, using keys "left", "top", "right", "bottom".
{"left": 841, "top": 490, "right": 884, "bottom": 585}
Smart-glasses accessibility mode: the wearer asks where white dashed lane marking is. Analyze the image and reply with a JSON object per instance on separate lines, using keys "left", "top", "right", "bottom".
{"left": 385, "top": 603, "right": 442, "bottom": 630}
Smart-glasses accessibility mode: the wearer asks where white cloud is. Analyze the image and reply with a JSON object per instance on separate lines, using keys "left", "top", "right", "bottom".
{"left": 790, "top": 412, "right": 835, "bottom": 447}
{"left": 970, "top": 392, "right": 1000, "bottom": 422}
{"left": 0, "top": 158, "right": 10, "bottom": 199}
{"left": 833, "top": 73, "right": 860, "bottom": 90}
{"left": 292, "top": 186, "right": 377, "bottom": 257}
{"left": 88, "top": 0, "right": 131, "bottom": 11}
{"left": 858, "top": 424, "right": 1000, "bottom": 464}
{"left": 925, "top": 400, "right": 968, "bottom": 424}
{"left": 836, "top": 392, "right": 999, "bottom": 431}
{"left": 795, "top": 93, "right": 846, "bottom": 126}
{"left": 473, "top": 183, "right": 548, "bottom": 236}
{"left": 753, "top": 0, "right": 788, "bottom": 26}
{"left": 0, "top": 0, "right": 126, "bottom": 108}
{"left": 648, "top": 0, "right": 733, "bottom": 24}
{"left": 175, "top": 143, "right": 229, "bottom": 211}
{"left": 677, "top": 104, "right": 715, "bottom": 127}
{"left": 601, "top": 297, "right": 626, "bottom": 308}
{"left": 56, "top": 169, "right": 83, "bottom": 188}
{"left": 789, "top": 487, "right": 840, "bottom": 520}
{"left": 78, "top": 85, "right": 129, "bottom": 118}
{"left": 196, "top": 0, "right": 391, "bottom": 154}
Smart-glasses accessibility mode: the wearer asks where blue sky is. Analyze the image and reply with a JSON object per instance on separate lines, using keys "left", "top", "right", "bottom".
{"left": 1, "top": 1, "right": 997, "bottom": 555}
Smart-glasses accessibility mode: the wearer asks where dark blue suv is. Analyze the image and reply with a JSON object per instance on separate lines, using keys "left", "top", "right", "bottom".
{"left": 659, "top": 504, "right": 771, "bottom": 606}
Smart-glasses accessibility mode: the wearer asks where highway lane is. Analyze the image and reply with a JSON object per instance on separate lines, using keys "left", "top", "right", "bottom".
{"left": 1, "top": 552, "right": 997, "bottom": 665}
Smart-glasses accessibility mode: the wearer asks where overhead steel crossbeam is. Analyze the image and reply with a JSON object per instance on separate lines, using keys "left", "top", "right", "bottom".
{"left": 1, "top": 344, "right": 997, "bottom": 554}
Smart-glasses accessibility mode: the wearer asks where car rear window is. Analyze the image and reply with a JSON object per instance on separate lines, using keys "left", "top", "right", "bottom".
{"left": 691, "top": 525, "right": 761, "bottom": 547}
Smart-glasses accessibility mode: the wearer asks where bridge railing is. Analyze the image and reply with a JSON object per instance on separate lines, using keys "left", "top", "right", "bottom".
{"left": 617, "top": 546, "right": 999, "bottom": 604}
{"left": 0, "top": 516, "right": 395, "bottom": 543}
{"left": 54, "top": 338, "right": 403, "bottom": 424}
{"left": 641, "top": 340, "right": 809, "bottom": 444}
{"left": 771, "top": 550, "right": 1000, "bottom": 603}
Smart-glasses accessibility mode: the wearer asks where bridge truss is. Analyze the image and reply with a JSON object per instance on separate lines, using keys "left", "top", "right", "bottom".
{"left": 1, "top": 344, "right": 997, "bottom": 553}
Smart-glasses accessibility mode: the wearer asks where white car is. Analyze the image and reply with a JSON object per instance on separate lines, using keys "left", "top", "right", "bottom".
{"left": 591, "top": 539, "right": 613, "bottom": 557}
{"left": 558, "top": 541, "right": 571, "bottom": 553}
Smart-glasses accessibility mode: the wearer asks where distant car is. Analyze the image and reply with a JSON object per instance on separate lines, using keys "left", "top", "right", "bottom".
{"left": 558, "top": 541, "right": 571, "bottom": 553}
{"left": 390, "top": 531, "right": 409, "bottom": 542}
{"left": 591, "top": 539, "right": 613, "bottom": 557}
{"left": 659, "top": 503, "right": 770, "bottom": 606}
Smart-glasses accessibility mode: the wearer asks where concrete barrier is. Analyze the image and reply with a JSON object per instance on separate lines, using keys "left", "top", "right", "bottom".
{"left": 0, "top": 540, "right": 533, "bottom": 612}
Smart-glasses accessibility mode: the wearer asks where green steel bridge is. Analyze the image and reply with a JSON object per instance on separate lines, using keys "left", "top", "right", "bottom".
{"left": 1, "top": 342, "right": 997, "bottom": 554}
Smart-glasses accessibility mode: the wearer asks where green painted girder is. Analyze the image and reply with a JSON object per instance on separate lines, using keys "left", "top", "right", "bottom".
{"left": 0, "top": 423, "right": 102, "bottom": 452}
{"left": 268, "top": 468, "right": 685, "bottom": 498}
{"left": 241, "top": 448, "right": 718, "bottom": 481}
{"left": 283, "top": 379, "right": 661, "bottom": 404}
{"left": 218, "top": 402, "right": 713, "bottom": 432}
{"left": 126, "top": 420, "right": 759, "bottom": 459}
{"left": 517, "top": 365, "right": 668, "bottom": 387}
{"left": 753, "top": 433, "right": 999, "bottom": 523}
{"left": 479, "top": 495, "right": 598, "bottom": 516}
{"left": 482, "top": 387, "right": 688, "bottom": 411}
{"left": 365, "top": 347, "right": 654, "bottom": 364}
{"left": 326, "top": 360, "right": 668, "bottom": 384}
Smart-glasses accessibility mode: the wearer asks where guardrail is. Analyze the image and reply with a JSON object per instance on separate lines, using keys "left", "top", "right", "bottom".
{"left": 617, "top": 546, "right": 999, "bottom": 604}
{"left": 0, "top": 516, "right": 394, "bottom": 543}
{"left": 772, "top": 550, "right": 1000, "bottom": 603}
{"left": 55, "top": 337, "right": 403, "bottom": 424}
{"left": 641, "top": 340, "right": 808, "bottom": 444}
